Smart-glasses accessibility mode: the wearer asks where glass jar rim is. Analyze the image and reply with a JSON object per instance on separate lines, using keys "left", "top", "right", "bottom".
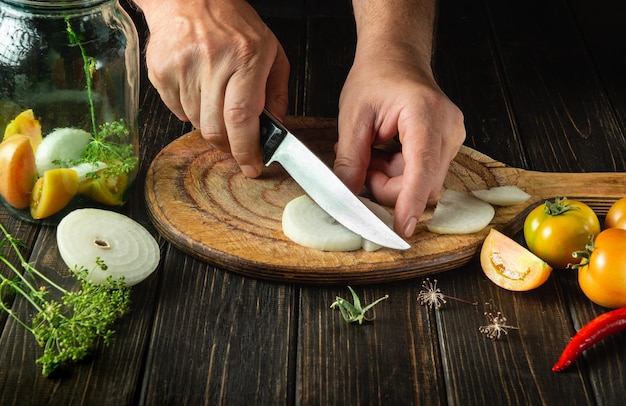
{"left": 1, "top": 0, "right": 111, "bottom": 8}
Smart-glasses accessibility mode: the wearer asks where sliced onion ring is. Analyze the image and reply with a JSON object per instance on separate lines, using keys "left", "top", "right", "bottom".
{"left": 471, "top": 185, "right": 530, "bottom": 206}
{"left": 57, "top": 208, "right": 160, "bottom": 286}
{"left": 427, "top": 189, "right": 495, "bottom": 234}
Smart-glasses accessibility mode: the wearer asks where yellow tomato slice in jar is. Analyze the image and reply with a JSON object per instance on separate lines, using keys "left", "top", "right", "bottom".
{"left": 480, "top": 228, "right": 553, "bottom": 291}
{"left": 0, "top": 135, "right": 38, "bottom": 209}
{"left": 78, "top": 171, "right": 128, "bottom": 206}
{"left": 3, "top": 109, "right": 43, "bottom": 153}
{"left": 30, "top": 168, "right": 79, "bottom": 219}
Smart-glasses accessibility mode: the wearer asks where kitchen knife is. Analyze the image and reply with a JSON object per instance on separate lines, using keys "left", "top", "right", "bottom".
{"left": 259, "top": 109, "right": 410, "bottom": 250}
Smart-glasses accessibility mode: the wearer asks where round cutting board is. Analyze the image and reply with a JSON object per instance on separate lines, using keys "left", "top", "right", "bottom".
{"left": 144, "top": 116, "right": 626, "bottom": 285}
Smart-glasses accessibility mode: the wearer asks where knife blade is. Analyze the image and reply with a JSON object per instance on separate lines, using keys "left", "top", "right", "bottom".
{"left": 259, "top": 109, "right": 410, "bottom": 250}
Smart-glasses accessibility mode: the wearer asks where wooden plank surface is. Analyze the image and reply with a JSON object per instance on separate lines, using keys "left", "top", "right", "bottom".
{"left": 1, "top": 0, "right": 626, "bottom": 405}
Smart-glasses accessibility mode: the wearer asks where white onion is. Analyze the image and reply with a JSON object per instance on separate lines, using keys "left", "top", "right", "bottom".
{"left": 57, "top": 208, "right": 160, "bottom": 286}
{"left": 282, "top": 195, "right": 394, "bottom": 251}
{"left": 70, "top": 162, "right": 108, "bottom": 183}
{"left": 471, "top": 185, "right": 530, "bottom": 206}
{"left": 427, "top": 189, "right": 495, "bottom": 234}
{"left": 36, "top": 128, "right": 91, "bottom": 176}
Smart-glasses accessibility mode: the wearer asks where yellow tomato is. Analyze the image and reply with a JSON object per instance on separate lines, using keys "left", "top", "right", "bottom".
{"left": 577, "top": 228, "right": 626, "bottom": 308}
{"left": 0, "top": 135, "right": 38, "bottom": 209}
{"left": 30, "top": 168, "right": 79, "bottom": 219}
{"left": 523, "top": 197, "right": 600, "bottom": 269}
{"left": 78, "top": 171, "right": 128, "bottom": 206}
{"left": 481, "top": 228, "right": 553, "bottom": 291}
{"left": 3, "top": 109, "right": 43, "bottom": 153}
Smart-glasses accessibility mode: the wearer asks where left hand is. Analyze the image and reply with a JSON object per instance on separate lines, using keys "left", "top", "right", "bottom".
{"left": 334, "top": 41, "right": 466, "bottom": 238}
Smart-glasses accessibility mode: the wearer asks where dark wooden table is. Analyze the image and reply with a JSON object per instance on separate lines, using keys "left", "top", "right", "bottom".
{"left": 2, "top": 0, "right": 626, "bottom": 404}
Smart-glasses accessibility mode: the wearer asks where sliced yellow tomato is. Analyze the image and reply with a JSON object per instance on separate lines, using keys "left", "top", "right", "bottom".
{"left": 0, "top": 135, "right": 38, "bottom": 209}
{"left": 3, "top": 109, "right": 43, "bottom": 153}
{"left": 480, "top": 228, "right": 553, "bottom": 291}
{"left": 30, "top": 168, "right": 79, "bottom": 219}
{"left": 78, "top": 171, "right": 128, "bottom": 206}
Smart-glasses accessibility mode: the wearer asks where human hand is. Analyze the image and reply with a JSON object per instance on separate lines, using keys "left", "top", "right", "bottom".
{"left": 139, "top": 0, "right": 290, "bottom": 178}
{"left": 334, "top": 41, "right": 466, "bottom": 238}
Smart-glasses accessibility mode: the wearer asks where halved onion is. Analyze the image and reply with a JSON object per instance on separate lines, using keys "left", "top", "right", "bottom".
{"left": 282, "top": 194, "right": 394, "bottom": 251}
{"left": 36, "top": 127, "right": 91, "bottom": 176}
{"left": 427, "top": 189, "right": 495, "bottom": 234}
{"left": 471, "top": 186, "right": 530, "bottom": 206}
{"left": 57, "top": 208, "right": 160, "bottom": 286}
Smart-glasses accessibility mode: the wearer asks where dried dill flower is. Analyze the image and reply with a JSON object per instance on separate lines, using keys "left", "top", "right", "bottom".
{"left": 479, "top": 303, "right": 518, "bottom": 340}
{"left": 417, "top": 278, "right": 477, "bottom": 309}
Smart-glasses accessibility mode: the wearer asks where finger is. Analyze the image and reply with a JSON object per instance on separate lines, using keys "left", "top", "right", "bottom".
{"left": 264, "top": 44, "right": 290, "bottom": 121}
{"left": 334, "top": 108, "right": 376, "bottom": 194}
{"left": 394, "top": 130, "right": 442, "bottom": 237}
{"left": 146, "top": 56, "right": 190, "bottom": 123}
{"left": 222, "top": 67, "right": 271, "bottom": 179}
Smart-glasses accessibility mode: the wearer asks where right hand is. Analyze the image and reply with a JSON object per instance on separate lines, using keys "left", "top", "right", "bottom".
{"left": 141, "top": 0, "right": 290, "bottom": 178}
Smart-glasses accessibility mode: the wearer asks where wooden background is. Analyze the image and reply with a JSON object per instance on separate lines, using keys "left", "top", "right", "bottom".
{"left": 1, "top": 0, "right": 626, "bottom": 404}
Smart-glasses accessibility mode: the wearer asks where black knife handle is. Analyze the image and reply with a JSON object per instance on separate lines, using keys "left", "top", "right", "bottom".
{"left": 260, "top": 109, "right": 288, "bottom": 164}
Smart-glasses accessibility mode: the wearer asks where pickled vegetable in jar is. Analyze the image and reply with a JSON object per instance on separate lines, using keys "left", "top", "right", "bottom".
{"left": 0, "top": 0, "right": 139, "bottom": 223}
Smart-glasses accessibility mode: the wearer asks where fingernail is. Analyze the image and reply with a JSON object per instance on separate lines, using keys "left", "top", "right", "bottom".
{"left": 241, "top": 165, "right": 260, "bottom": 178}
{"left": 403, "top": 217, "right": 417, "bottom": 238}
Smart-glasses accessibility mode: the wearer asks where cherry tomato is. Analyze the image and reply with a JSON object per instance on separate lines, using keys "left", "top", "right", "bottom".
{"left": 604, "top": 197, "right": 626, "bottom": 230}
{"left": 523, "top": 197, "right": 600, "bottom": 269}
{"left": 577, "top": 228, "right": 626, "bottom": 308}
{"left": 30, "top": 168, "right": 79, "bottom": 219}
{"left": 481, "top": 228, "right": 553, "bottom": 291}
{"left": 0, "top": 135, "right": 38, "bottom": 209}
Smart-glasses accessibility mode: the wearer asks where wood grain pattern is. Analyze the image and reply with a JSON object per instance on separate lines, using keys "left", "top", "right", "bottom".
{"left": 145, "top": 116, "right": 626, "bottom": 284}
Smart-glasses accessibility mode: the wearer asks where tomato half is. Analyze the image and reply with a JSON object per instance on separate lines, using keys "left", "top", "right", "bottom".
{"left": 523, "top": 197, "right": 600, "bottom": 269}
{"left": 481, "top": 228, "right": 553, "bottom": 291}
{"left": 78, "top": 171, "right": 128, "bottom": 206}
{"left": 30, "top": 168, "right": 79, "bottom": 219}
{"left": 604, "top": 197, "right": 626, "bottom": 230}
{"left": 577, "top": 228, "right": 626, "bottom": 308}
{"left": 3, "top": 109, "right": 43, "bottom": 153}
{"left": 0, "top": 135, "right": 38, "bottom": 209}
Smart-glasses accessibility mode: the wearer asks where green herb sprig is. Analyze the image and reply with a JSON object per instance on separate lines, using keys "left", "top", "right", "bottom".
{"left": 330, "top": 286, "right": 388, "bottom": 324}
{"left": 0, "top": 222, "right": 131, "bottom": 377}
{"left": 65, "top": 19, "right": 137, "bottom": 178}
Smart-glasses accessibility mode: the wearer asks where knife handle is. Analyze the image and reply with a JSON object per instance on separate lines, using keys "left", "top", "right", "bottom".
{"left": 259, "top": 109, "right": 288, "bottom": 164}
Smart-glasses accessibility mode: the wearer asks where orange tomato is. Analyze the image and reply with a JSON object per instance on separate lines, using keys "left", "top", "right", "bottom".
{"left": 481, "top": 228, "right": 553, "bottom": 291}
{"left": 577, "top": 228, "right": 626, "bottom": 308}
{"left": 3, "top": 109, "right": 42, "bottom": 153}
{"left": 30, "top": 168, "right": 79, "bottom": 219}
{"left": 604, "top": 197, "right": 626, "bottom": 230}
{"left": 0, "top": 135, "right": 38, "bottom": 209}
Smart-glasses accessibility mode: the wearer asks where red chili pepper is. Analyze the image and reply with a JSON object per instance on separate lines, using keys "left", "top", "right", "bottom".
{"left": 552, "top": 306, "right": 626, "bottom": 372}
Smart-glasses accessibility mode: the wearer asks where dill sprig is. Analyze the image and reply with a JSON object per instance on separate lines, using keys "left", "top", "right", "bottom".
{"left": 0, "top": 222, "right": 131, "bottom": 377}
{"left": 65, "top": 19, "right": 137, "bottom": 178}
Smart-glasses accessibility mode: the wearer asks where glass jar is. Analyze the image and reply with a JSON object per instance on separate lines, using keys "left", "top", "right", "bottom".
{"left": 0, "top": 0, "right": 139, "bottom": 224}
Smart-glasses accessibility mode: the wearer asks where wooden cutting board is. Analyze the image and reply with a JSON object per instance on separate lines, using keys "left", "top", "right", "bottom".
{"left": 144, "top": 116, "right": 626, "bottom": 285}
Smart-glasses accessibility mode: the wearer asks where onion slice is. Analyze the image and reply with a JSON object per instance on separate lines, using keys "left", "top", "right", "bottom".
{"left": 471, "top": 185, "right": 530, "bottom": 206}
{"left": 282, "top": 194, "right": 394, "bottom": 251}
{"left": 36, "top": 128, "right": 91, "bottom": 176}
{"left": 427, "top": 189, "right": 495, "bottom": 234}
{"left": 57, "top": 208, "right": 160, "bottom": 286}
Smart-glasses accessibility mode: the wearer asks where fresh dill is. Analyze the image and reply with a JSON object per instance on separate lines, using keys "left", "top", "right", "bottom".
{"left": 0, "top": 222, "right": 131, "bottom": 377}
{"left": 64, "top": 19, "right": 137, "bottom": 178}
